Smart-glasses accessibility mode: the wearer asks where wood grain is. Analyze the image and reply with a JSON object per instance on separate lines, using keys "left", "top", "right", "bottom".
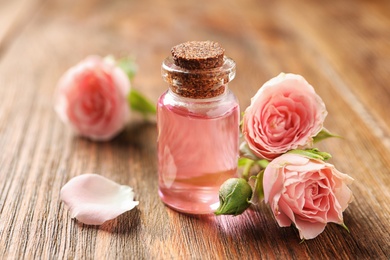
{"left": 0, "top": 0, "right": 389, "bottom": 259}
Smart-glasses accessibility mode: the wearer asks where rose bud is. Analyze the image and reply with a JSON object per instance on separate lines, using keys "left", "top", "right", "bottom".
{"left": 215, "top": 178, "right": 253, "bottom": 216}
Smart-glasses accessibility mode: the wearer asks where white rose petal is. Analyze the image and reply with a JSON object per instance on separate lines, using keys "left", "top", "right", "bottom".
{"left": 60, "top": 173, "right": 139, "bottom": 225}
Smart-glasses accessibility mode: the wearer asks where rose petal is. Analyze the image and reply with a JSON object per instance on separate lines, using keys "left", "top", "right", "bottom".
{"left": 294, "top": 217, "right": 327, "bottom": 240}
{"left": 60, "top": 173, "right": 139, "bottom": 225}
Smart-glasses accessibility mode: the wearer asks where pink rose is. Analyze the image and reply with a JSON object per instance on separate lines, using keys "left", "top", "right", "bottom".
{"left": 263, "top": 153, "right": 354, "bottom": 240}
{"left": 55, "top": 56, "right": 131, "bottom": 141}
{"left": 242, "top": 73, "right": 327, "bottom": 160}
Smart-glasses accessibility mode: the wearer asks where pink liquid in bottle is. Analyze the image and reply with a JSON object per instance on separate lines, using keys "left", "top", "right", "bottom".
{"left": 157, "top": 90, "right": 239, "bottom": 214}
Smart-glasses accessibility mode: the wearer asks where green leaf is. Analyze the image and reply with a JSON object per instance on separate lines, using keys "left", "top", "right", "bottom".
{"left": 313, "top": 128, "right": 341, "bottom": 143}
{"left": 117, "top": 57, "right": 138, "bottom": 81}
{"left": 340, "top": 222, "right": 350, "bottom": 233}
{"left": 288, "top": 148, "right": 332, "bottom": 161}
{"left": 251, "top": 170, "right": 265, "bottom": 202}
{"left": 128, "top": 89, "right": 156, "bottom": 116}
{"left": 238, "top": 157, "right": 254, "bottom": 167}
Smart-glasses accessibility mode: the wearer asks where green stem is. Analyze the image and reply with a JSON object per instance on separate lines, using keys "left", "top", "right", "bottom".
{"left": 242, "top": 159, "right": 255, "bottom": 181}
{"left": 256, "top": 159, "right": 269, "bottom": 169}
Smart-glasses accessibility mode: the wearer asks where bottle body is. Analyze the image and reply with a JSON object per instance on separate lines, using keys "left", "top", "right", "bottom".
{"left": 157, "top": 89, "right": 239, "bottom": 214}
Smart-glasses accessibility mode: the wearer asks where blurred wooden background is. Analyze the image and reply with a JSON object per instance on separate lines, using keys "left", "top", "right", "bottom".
{"left": 0, "top": 0, "right": 389, "bottom": 259}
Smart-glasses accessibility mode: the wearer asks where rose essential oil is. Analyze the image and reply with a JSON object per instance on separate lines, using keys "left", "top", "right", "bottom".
{"left": 157, "top": 41, "right": 239, "bottom": 214}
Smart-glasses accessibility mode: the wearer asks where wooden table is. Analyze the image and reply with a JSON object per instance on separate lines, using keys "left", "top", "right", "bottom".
{"left": 1, "top": 0, "right": 389, "bottom": 259}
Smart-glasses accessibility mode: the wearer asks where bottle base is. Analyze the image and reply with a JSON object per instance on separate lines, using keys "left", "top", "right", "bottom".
{"left": 158, "top": 188, "right": 220, "bottom": 214}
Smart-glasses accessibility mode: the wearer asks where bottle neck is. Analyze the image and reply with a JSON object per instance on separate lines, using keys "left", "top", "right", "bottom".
{"left": 167, "top": 86, "right": 230, "bottom": 102}
{"left": 168, "top": 83, "right": 229, "bottom": 100}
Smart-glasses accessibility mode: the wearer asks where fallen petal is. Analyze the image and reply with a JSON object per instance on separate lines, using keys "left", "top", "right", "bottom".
{"left": 60, "top": 173, "right": 139, "bottom": 225}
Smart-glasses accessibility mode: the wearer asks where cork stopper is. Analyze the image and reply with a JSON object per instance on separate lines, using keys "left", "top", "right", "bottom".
{"left": 171, "top": 41, "right": 225, "bottom": 70}
{"left": 162, "top": 41, "right": 235, "bottom": 99}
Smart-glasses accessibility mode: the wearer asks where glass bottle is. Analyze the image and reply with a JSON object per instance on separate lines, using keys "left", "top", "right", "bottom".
{"left": 157, "top": 41, "right": 239, "bottom": 214}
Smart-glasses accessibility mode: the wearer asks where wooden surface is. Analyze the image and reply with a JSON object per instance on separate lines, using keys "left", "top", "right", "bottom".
{"left": 1, "top": 0, "right": 389, "bottom": 259}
